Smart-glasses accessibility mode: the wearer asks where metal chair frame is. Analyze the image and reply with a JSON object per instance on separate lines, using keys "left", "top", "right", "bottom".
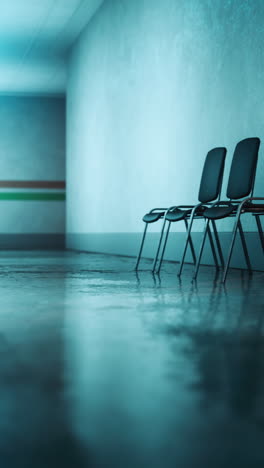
{"left": 154, "top": 201, "right": 223, "bottom": 274}
{"left": 222, "top": 197, "right": 264, "bottom": 282}
{"left": 135, "top": 147, "right": 226, "bottom": 272}
{"left": 193, "top": 198, "right": 264, "bottom": 283}
{"left": 135, "top": 207, "right": 169, "bottom": 271}
{"left": 135, "top": 205, "right": 195, "bottom": 271}
{"left": 135, "top": 202, "right": 221, "bottom": 273}
{"left": 193, "top": 137, "right": 262, "bottom": 283}
{"left": 253, "top": 212, "right": 264, "bottom": 252}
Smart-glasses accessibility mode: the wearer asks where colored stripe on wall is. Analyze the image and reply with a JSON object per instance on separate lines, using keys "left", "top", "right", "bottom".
{"left": 0, "top": 181, "right": 65, "bottom": 189}
{"left": 0, "top": 193, "right": 65, "bottom": 201}
{"left": 0, "top": 181, "right": 66, "bottom": 201}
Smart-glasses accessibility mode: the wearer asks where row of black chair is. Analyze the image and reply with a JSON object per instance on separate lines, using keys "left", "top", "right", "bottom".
{"left": 135, "top": 137, "right": 264, "bottom": 282}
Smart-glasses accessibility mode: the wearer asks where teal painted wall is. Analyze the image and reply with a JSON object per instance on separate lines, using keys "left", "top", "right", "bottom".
{"left": 0, "top": 96, "right": 66, "bottom": 246}
{"left": 67, "top": 0, "right": 264, "bottom": 265}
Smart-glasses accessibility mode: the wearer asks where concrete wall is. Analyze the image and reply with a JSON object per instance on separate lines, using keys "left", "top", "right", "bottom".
{"left": 67, "top": 0, "right": 264, "bottom": 269}
{"left": 0, "top": 95, "right": 66, "bottom": 248}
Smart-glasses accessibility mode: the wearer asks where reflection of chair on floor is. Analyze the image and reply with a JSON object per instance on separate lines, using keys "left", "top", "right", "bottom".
{"left": 135, "top": 147, "right": 227, "bottom": 272}
{"left": 192, "top": 137, "right": 262, "bottom": 283}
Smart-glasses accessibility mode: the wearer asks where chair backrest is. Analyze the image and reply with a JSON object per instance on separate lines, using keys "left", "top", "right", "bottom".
{"left": 198, "top": 147, "right": 227, "bottom": 203}
{"left": 226, "top": 137, "right": 260, "bottom": 200}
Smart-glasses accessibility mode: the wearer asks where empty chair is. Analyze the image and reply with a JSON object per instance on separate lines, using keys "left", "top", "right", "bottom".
{"left": 135, "top": 147, "right": 227, "bottom": 271}
{"left": 154, "top": 147, "right": 227, "bottom": 274}
{"left": 193, "top": 137, "right": 261, "bottom": 282}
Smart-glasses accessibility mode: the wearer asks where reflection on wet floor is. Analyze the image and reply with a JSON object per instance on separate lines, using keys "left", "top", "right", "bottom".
{"left": 0, "top": 251, "right": 263, "bottom": 467}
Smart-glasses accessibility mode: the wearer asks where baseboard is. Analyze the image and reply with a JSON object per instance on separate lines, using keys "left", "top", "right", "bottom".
{"left": 67, "top": 232, "right": 264, "bottom": 271}
{"left": 0, "top": 234, "right": 65, "bottom": 249}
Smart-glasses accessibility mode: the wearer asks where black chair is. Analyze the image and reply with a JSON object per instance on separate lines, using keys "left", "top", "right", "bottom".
{"left": 154, "top": 147, "right": 227, "bottom": 274}
{"left": 193, "top": 137, "right": 262, "bottom": 282}
{"left": 135, "top": 147, "right": 227, "bottom": 271}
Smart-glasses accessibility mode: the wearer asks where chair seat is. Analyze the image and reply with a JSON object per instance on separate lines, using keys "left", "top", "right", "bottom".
{"left": 143, "top": 212, "right": 164, "bottom": 223}
{"left": 203, "top": 204, "right": 236, "bottom": 220}
{"left": 165, "top": 208, "right": 191, "bottom": 222}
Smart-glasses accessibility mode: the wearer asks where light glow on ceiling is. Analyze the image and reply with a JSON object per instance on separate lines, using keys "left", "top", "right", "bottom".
{"left": 0, "top": 0, "right": 104, "bottom": 94}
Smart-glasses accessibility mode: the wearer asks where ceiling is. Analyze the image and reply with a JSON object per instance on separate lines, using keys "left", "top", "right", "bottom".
{"left": 0, "top": 0, "right": 104, "bottom": 95}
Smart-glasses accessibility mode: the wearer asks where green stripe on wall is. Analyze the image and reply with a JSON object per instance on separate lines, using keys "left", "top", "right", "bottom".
{"left": 0, "top": 192, "right": 65, "bottom": 201}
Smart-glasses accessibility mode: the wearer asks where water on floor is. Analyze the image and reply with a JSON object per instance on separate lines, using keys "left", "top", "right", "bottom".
{"left": 0, "top": 250, "right": 263, "bottom": 468}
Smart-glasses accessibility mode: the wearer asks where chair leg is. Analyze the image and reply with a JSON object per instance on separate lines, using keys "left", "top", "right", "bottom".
{"left": 255, "top": 215, "right": 264, "bottom": 252}
{"left": 222, "top": 215, "right": 240, "bottom": 283}
{"left": 238, "top": 219, "right": 251, "bottom": 271}
{"left": 211, "top": 220, "right": 224, "bottom": 268}
{"left": 184, "top": 219, "right": 197, "bottom": 264}
{"left": 156, "top": 221, "right": 171, "bottom": 273}
{"left": 135, "top": 223, "right": 148, "bottom": 270}
{"left": 207, "top": 223, "right": 219, "bottom": 269}
{"left": 193, "top": 219, "right": 209, "bottom": 280}
{"left": 152, "top": 217, "right": 167, "bottom": 272}
{"left": 178, "top": 216, "right": 196, "bottom": 277}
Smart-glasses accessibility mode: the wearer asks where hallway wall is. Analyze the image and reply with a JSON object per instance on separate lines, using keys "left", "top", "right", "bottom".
{"left": 0, "top": 95, "right": 66, "bottom": 248}
{"left": 67, "top": 0, "right": 264, "bottom": 269}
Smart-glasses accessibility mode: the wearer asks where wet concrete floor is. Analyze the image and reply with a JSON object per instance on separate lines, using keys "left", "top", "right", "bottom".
{"left": 0, "top": 250, "right": 263, "bottom": 468}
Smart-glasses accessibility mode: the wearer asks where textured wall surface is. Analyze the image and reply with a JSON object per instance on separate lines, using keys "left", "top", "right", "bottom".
{"left": 67, "top": 0, "right": 264, "bottom": 264}
{"left": 0, "top": 96, "right": 66, "bottom": 246}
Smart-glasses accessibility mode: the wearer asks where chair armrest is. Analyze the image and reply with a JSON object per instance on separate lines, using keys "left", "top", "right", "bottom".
{"left": 242, "top": 197, "right": 264, "bottom": 212}
{"left": 149, "top": 207, "right": 169, "bottom": 213}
